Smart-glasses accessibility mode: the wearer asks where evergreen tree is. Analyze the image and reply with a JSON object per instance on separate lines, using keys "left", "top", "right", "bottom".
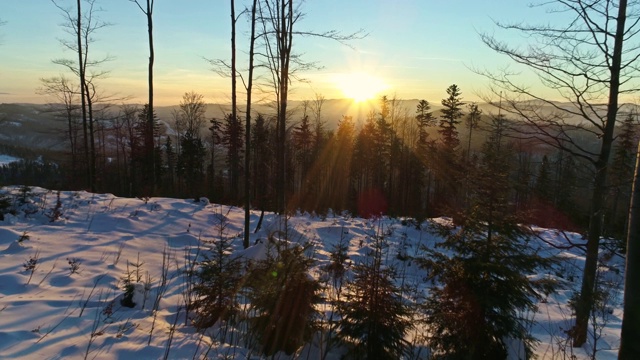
{"left": 439, "top": 84, "right": 464, "bottom": 150}
{"left": 338, "top": 229, "right": 411, "bottom": 359}
{"left": 374, "top": 97, "right": 393, "bottom": 193}
{"left": 555, "top": 156, "right": 577, "bottom": 216}
{"left": 465, "top": 102, "right": 482, "bottom": 162}
{"left": 292, "top": 114, "right": 313, "bottom": 192}
{"left": 419, "top": 115, "right": 556, "bottom": 359}
{"left": 416, "top": 99, "right": 436, "bottom": 154}
{"left": 608, "top": 113, "right": 638, "bottom": 238}
{"left": 534, "top": 155, "right": 553, "bottom": 202}
{"left": 251, "top": 114, "right": 272, "bottom": 211}
{"left": 192, "top": 235, "right": 243, "bottom": 329}
{"left": 431, "top": 85, "right": 465, "bottom": 213}
{"left": 208, "top": 117, "right": 223, "bottom": 202}
{"left": 177, "top": 131, "right": 206, "bottom": 198}
{"left": 163, "top": 135, "right": 176, "bottom": 194}
{"left": 352, "top": 114, "right": 378, "bottom": 194}
{"left": 244, "top": 239, "right": 320, "bottom": 356}
{"left": 222, "top": 113, "right": 244, "bottom": 202}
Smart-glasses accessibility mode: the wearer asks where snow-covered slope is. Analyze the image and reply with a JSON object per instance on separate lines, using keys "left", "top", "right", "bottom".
{"left": 0, "top": 186, "right": 624, "bottom": 359}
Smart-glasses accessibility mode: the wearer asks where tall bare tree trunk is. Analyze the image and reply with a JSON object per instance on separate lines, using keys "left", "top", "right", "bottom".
{"left": 573, "top": 0, "right": 627, "bottom": 346}
{"left": 76, "top": 0, "right": 90, "bottom": 190}
{"left": 275, "top": 0, "right": 293, "bottom": 215}
{"left": 130, "top": 0, "right": 155, "bottom": 193}
{"left": 146, "top": 0, "right": 155, "bottom": 193}
{"left": 620, "top": 140, "right": 640, "bottom": 359}
{"left": 230, "top": 0, "right": 238, "bottom": 201}
{"left": 243, "top": 0, "right": 258, "bottom": 249}
{"left": 86, "top": 86, "right": 96, "bottom": 192}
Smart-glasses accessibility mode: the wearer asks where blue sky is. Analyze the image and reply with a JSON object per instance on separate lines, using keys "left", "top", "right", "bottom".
{"left": 0, "top": 0, "right": 549, "bottom": 105}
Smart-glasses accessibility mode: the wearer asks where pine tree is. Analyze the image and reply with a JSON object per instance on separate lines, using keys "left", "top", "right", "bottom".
{"left": 431, "top": 85, "right": 465, "bottom": 213}
{"left": 608, "top": 113, "right": 638, "bottom": 238}
{"left": 222, "top": 113, "right": 244, "bottom": 202}
{"left": 163, "top": 135, "right": 176, "bottom": 194}
{"left": 374, "top": 97, "right": 393, "bottom": 193}
{"left": 177, "top": 131, "right": 206, "bottom": 198}
{"left": 416, "top": 99, "right": 436, "bottom": 154}
{"left": 292, "top": 114, "right": 313, "bottom": 192}
{"left": 192, "top": 235, "right": 243, "bottom": 329}
{"left": 251, "top": 114, "right": 271, "bottom": 211}
{"left": 337, "top": 229, "right": 411, "bottom": 359}
{"left": 244, "top": 239, "right": 320, "bottom": 356}
{"left": 465, "top": 102, "right": 482, "bottom": 162}
{"left": 419, "top": 115, "right": 557, "bottom": 359}
{"left": 439, "top": 84, "right": 464, "bottom": 150}
{"left": 534, "top": 155, "right": 553, "bottom": 202}
{"left": 208, "top": 117, "right": 222, "bottom": 202}
{"left": 352, "top": 114, "right": 377, "bottom": 195}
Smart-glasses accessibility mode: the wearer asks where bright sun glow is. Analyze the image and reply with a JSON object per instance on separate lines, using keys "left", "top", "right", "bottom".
{"left": 334, "top": 72, "right": 389, "bottom": 102}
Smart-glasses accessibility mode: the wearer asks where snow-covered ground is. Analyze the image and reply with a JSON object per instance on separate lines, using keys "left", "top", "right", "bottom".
{"left": 0, "top": 155, "right": 21, "bottom": 166}
{"left": 0, "top": 186, "right": 624, "bottom": 359}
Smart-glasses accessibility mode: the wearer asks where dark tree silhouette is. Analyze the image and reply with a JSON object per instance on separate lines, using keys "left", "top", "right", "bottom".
{"left": 479, "top": 0, "right": 639, "bottom": 345}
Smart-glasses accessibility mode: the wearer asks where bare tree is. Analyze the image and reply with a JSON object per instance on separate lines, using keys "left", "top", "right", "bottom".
{"left": 130, "top": 0, "right": 156, "bottom": 193}
{"left": 51, "top": 0, "right": 112, "bottom": 192}
{"left": 257, "top": 0, "right": 365, "bottom": 214}
{"left": 479, "top": 0, "right": 639, "bottom": 346}
{"left": 620, "top": 140, "right": 640, "bottom": 358}
{"left": 37, "top": 76, "right": 81, "bottom": 177}
{"left": 244, "top": 0, "right": 258, "bottom": 249}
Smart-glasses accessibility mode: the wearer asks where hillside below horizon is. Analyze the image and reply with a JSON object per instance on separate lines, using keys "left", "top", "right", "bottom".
{"left": 1, "top": 99, "right": 635, "bottom": 154}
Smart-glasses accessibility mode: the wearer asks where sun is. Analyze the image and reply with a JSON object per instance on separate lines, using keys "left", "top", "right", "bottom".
{"left": 334, "top": 72, "right": 389, "bottom": 103}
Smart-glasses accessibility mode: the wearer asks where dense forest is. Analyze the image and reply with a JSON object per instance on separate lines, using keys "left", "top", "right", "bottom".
{"left": 1, "top": 90, "right": 638, "bottom": 241}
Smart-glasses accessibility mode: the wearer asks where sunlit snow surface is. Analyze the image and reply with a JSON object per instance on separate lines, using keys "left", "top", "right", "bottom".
{"left": 0, "top": 186, "right": 624, "bottom": 359}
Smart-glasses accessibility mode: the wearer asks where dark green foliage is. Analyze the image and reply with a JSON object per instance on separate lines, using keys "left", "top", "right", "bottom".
{"left": 121, "top": 284, "right": 136, "bottom": 308}
{"left": 192, "top": 235, "right": 243, "bottom": 329}
{"left": 222, "top": 113, "right": 244, "bottom": 202}
{"left": 416, "top": 99, "right": 436, "bottom": 149}
{"left": 163, "top": 135, "right": 176, "bottom": 194}
{"left": 534, "top": 155, "right": 552, "bottom": 202}
{"left": 337, "top": 231, "right": 411, "bottom": 359}
{"left": 251, "top": 114, "right": 272, "bottom": 211}
{"left": 419, "top": 116, "right": 557, "bottom": 359}
{"left": 130, "top": 104, "right": 162, "bottom": 196}
{"left": 177, "top": 131, "right": 206, "bottom": 198}
{"left": 292, "top": 114, "right": 314, "bottom": 191}
{"left": 0, "top": 194, "right": 11, "bottom": 221}
{"left": 607, "top": 114, "right": 638, "bottom": 240}
{"left": 324, "top": 230, "right": 350, "bottom": 291}
{"left": 245, "top": 239, "right": 321, "bottom": 356}
{"left": 439, "top": 84, "right": 464, "bottom": 150}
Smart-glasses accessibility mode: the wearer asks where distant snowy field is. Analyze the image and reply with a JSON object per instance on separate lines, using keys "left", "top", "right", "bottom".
{"left": 0, "top": 155, "right": 20, "bottom": 166}
{"left": 0, "top": 186, "right": 624, "bottom": 359}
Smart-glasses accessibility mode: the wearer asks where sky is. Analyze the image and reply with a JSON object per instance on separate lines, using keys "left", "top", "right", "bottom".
{"left": 0, "top": 0, "right": 553, "bottom": 106}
